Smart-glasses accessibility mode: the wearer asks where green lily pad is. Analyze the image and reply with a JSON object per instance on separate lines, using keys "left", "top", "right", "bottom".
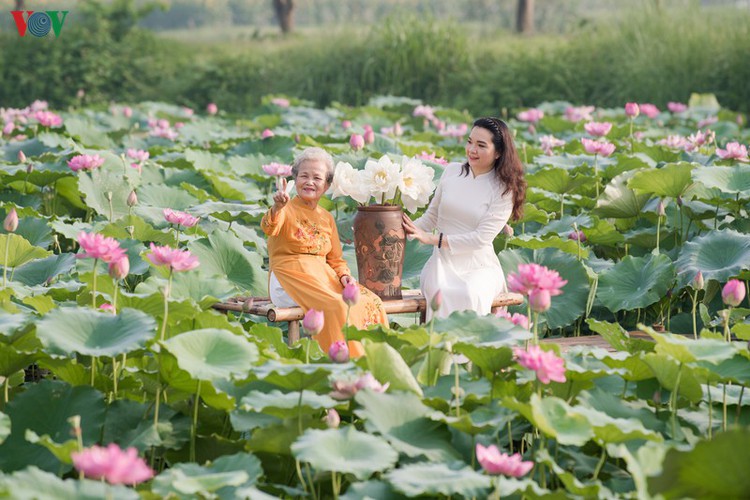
{"left": 355, "top": 390, "right": 460, "bottom": 462}
{"left": 291, "top": 427, "right": 398, "bottom": 479}
{"left": 675, "top": 229, "right": 750, "bottom": 286}
{"left": 597, "top": 254, "right": 674, "bottom": 313}
{"left": 36, "top": 307, "right": 157, "bottom": 357}
{"left": 628, "top": 162, "right": 696, "bottom": 198}
{"left": 0, "top": 466, "right": 138, "bottom": 500}
{"left": 364, "top": 340, "right": 423, "bottom": 396}
{"left": 0, "top": 234, "right": 51, "bottom": 268}
{"left": 12, "top": 253, "right": 76, "bottom": 286}
{"left": 162, "top": 328, "right": 259, "bottom": 381}
{"left": 386, "top": 461, "right": 491, "bottom": 498}
{"left": 239, "top": 390, "right": 338, "bottom": 418}
{"left": 594, "top": 170, "right": 652, "bottom": 219}
{"left": 692, "top": 165, "right": 750, "bottom": 196}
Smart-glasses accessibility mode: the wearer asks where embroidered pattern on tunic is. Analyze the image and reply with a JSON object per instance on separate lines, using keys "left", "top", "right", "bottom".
{"left": 361, "top": 288, "right": 384, "bottom": 327}
{"left": 295, "top": 218, "right": 326, "bottom": 254}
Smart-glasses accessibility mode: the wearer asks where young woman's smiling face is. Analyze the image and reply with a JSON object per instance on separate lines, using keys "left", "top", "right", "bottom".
{"left": 465, "top": 126, "right": 500, "bottom": 175}
{"left": 295, "top": 160, "right": 330, "bottom": 205}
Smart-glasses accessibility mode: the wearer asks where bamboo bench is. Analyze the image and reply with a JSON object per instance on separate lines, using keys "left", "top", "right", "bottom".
{"left": 212, "top": 290, "right": 525, "bottom": 345}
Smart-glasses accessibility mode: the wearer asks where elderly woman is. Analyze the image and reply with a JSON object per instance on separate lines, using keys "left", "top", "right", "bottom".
{"left": 261, "top": 147, "right": 388, "bottom": 357}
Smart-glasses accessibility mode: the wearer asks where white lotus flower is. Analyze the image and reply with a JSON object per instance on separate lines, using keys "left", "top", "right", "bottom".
{"left": 363, "top": 155, "right": 401, "bottom": 204}
{"left": 331, "top": 162, "right": 371, "bottom": 204}
{"left": 398, "top": 156, "right": 435, "bottom": 213}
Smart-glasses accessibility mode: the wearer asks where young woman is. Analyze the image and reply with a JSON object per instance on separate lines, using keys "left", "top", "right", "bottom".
{"left": 402, "top": 117, "right": 526, "bottom": 320}
{"left": 262, "top": 147, "right": 388, "bottom": 357}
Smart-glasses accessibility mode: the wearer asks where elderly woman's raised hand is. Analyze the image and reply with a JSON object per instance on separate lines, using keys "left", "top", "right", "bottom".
{"left": 272, "top": 177, "right": 290, "bottom": 215}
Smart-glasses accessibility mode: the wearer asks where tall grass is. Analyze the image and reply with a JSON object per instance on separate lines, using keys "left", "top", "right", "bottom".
{"left": 0, "top": 5, "right": 748, "bottom": 114}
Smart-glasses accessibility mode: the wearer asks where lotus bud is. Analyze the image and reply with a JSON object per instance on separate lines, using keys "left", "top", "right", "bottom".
{"left": 342, "top": 120, "right": 352, "bottom": 130}
{"left": 108, "top": 256, "right": 130, "bottom": 281}
{"left": 363, "top": 129, "right": 375, "bottom": 144}
{"left": 625, "top": 102, "right": 640, "bottom": 118}
{"left": 2, "top": 122, "right": 13, "bottom": 136}
{"left": 106, "top": 191, "right": 113, "bottom": 202}
{"left": 529, "top": 288, "right": 552, "bottom": 313}
{"left": 3, "top": 208, "right": 18, "bottom": 233}
{"left": 430, "top": 290, "right": 443, "bottom": 312}
{"left": 17, "top": 150, "right": 26, "bottom": 163}
{"left": 127, "top": 190, "right": 138, "bottom": 207}
{"left": 568, "top": 230, "right": 586, "bottom": 242}
{"left": 342, "top": 281, "right": 360, "bottom": 306}
{"left": 394, "top": 122, "right": 403, "bottom": 136}
{"left": 657, "top": 200, "right": 666, "bottom": 217}
{"left": 676, "top": 196, "right": 683, "bottom": 207}
{"left": 349, "top": 133, "right": 365, "bottom": 151}
{"left": 692, "top": 271, "right": 704, "bottom": 291}
{"left": 206, "top": 103, "right": 218, "bottom": 115}
{"left": 502, "top": 224, "right": 514, "bottom": 237}
{"left": 722, "top": 279, "right": 745, "bottom": 307}
{"left": 261, "top": 128, "right": 275, "bottom": 139}
{"left": 302, "top": 308, "right": 324, "bottom": 336}
{"left": 26, "top": 163, "right": 33, "bottom": 174}
{"left": 329, "top": 340, "right": 350, "bottom": 363}
{"left": 323, "top": 409, "right": 340, "bottom": 428}
{"left": 123, "top": 106, "right": 133, "bottom": 118}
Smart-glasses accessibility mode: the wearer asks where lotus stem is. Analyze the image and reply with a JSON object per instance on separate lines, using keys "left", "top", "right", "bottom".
{"left": 160, "top": 270, "right": 173, "bottom": 342}
{"left": 592, "top": 445, "right": 607, "bottom": 480}
{"left": 112, "top": 356, "right": 118, "bottom": 400}
{"left": 2, "top": 233, "right": 10, "bottom": 288}
{"left": 112, "top": 279, "right": 119, "bottom": 315}
{"left": 723, "top": 383, "right": 728, "bottom": 432}
{"left": 295, "top": 460, "right": 308, "bottom": 494}
{"left": 507, "top": 420, "right": 513, "bottom": 453}
{"left": 691, "top": 290, "right": 699, "bottom": 340}
{"left": 90, "top": 356, "right": 97, "bottom": 387}
{"left": 191, "top": 380, "right": 201, "bottom": 463}
{"left": 332, "top": 471, "right": 340, "bottom": 500}
{"left": 707, "top": 382, "right": 712, "bottom": 440}
{"left": 3, "top": 377, "right": 8, "bottom": 404}
{"left": 593, "top": 154, "right": 600, "bottom": 198}
{"left": 736, "top": 385, "right": 745, "bottom": 426}
{"left": 453, "top": 353, "right": 461, "bottom": 417}
{"left": 92, "top": 259, "right": 99, "bottom": 309}
{"left": 656, "top": 214, "right": 661, "bottom": 254}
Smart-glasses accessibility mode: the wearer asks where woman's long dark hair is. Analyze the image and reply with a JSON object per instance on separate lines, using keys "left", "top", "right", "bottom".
{"left": 461, "top": 117, "right": 526, "bottom": 221}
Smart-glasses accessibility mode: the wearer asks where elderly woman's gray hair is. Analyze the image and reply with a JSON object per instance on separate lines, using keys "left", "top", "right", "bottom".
{"left": 292, "top": 147, "right": 335, "bottom": 184}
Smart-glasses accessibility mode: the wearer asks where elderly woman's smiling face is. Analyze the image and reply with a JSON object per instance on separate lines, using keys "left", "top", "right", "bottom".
{"left": 295, "top": 160, "right": 330, "bottom": 205}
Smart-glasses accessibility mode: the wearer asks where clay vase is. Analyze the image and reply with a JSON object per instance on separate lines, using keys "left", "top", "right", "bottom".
{"left": 352, "top": 205, "right": 405, "bottom": 300}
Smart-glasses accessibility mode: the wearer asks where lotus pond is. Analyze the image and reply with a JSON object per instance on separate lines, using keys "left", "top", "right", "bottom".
{"left": 1, "top": 95, "right": 750, "bottom": 498}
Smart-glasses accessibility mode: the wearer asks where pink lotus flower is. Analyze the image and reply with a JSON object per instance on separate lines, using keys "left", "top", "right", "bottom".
{"left": 430, "top": 290, "right": 443, "bottom": 312}
{"left": 324, "top": 409, "right": 340, "bottom": 428}
{"left": 34, "top": 111, "right": 62, "bottom": 128}
{"left": 568, "top": 230, "right": 586, "bottom": 242}
{"left": 581, "top": 138, "right": 615, "bottom": 157}
{"left": 507, "top": 263, "right": 567, "bottom": 297}
{"left": 341, "top": 120, "right": 352, "bottom": 130}
{"left": 564, "top": 105, "right": 595, "bottom": 123}
{"left": 330, "top": 372, "right": 389, "bottom": 400}
{"left": 667, "top": 102, "right": 687, "bottom": 113}
{"left": 163, "top": 208, "right": 199, "bottom": 228}
{"left": 108, "top": 256, "right": 130, "bottom": 280}
{"left": 3, "top": 208, "right": 18, "bottom": 233}
{"left": 126, "top": 149, "right": 149, "bottom": 162}
{"left": 517, "top": 108, "right": 544, "bottom": 123}
{"left": 584, "top": 121, "right": 613, "bottom": 137}
{"left": 145, "top": 243, "right": 200, "bottom": 272}
{"left": 67, "top": 154, "right": 105, "bottom": 172}
{"left": 127, "top": 191, "right": 138, "bottom": 207}
{"left": 71, "top": 443, "right": 154, "bottom": 485}
{"left": 716, "top": 142, "right": 749, "bottom": 162}
{"left": 302, "top": 308, "right": 324, "bottom": 336}
{"left": 329, "top": 340, "right": 350, "bottom": 363}
{"left": 182, "top": 106, "right": 194, "bottom": 117}
{"left": 271, "top": 97, "right": 290, "bottom": 108}
{"left": 514, "top": 345, "right": 566, "bottom": 384}
{"left": 77, "top": 232, "right": 126, "bottom": 263}
{"left": 687, "top": 129, "right": 715, "bottom": 150}
{"left": 624, "top": 102, "right": 640, "bottom": 118}
{"left": 413, "top": 105, "right": 436, "bottom": 120}
{"left": 122, "top": 106, "right": 133, "bottom": 118}
{"left": 261, "top": 128, "right": 275, "bottom": 139}
{"left": 174, "top": 122, "right": 185, "bottom": 129}
{"left": 476, "top": 443, "right": 533, "bottom": 477}
{"left": 349, "top": 133, "right": 365, "bottom": 151}
{"left": 440, "top": 123, "right": 469, "bottom": 139}
{"left": 697, "top": 116, "right": 718, "bottom": 129}
{"left": 722, "top": 279, "right": 745, "bottom": 307}
{"left": 342, "top": 282, "right": 360, "bottom": 306}
{"left": 2, "top": 122, "right": 14, "bottom": 135}
{"left": 657, "top": 135, "right": 689, "bottom": 150}
{"left": 692, "top": 271, "right": 704, "bottom": 291}
{"left": 528, "top": 288, "right": 551, "bottom": 313}
{"left": 416, "top": 151, "right": 448, "bottom": 165}
{"left": 262, "top": 162, "right": 293, "bottom": 177}
{"left": 363, "top": 129, "right": 375, "bottom": 144}
{"left": 639, "top": 103, "right": 660, "bottom": 119}
{"left": 539, "top": 135, "right": 565, "bottom": 155}
{"left": 99, "top": 303, "right": 115, "bottom": 312}
{"left": 206, "top": 103, "right": 218, "bottom": 115}
{"left": 495, "top": 310, "right": 530, "bottom": 330}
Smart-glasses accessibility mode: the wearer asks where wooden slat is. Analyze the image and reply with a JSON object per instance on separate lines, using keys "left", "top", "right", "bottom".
{"left": 541, "top": 330, "right": 655, "bottom": 353}
{"left": 213, "top": 291, "right": 525, "bottom": 322}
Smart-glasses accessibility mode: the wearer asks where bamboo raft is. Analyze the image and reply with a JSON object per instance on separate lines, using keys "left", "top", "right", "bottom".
{"left": 212, "top": 290, "right": 525, "bottom": 344}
